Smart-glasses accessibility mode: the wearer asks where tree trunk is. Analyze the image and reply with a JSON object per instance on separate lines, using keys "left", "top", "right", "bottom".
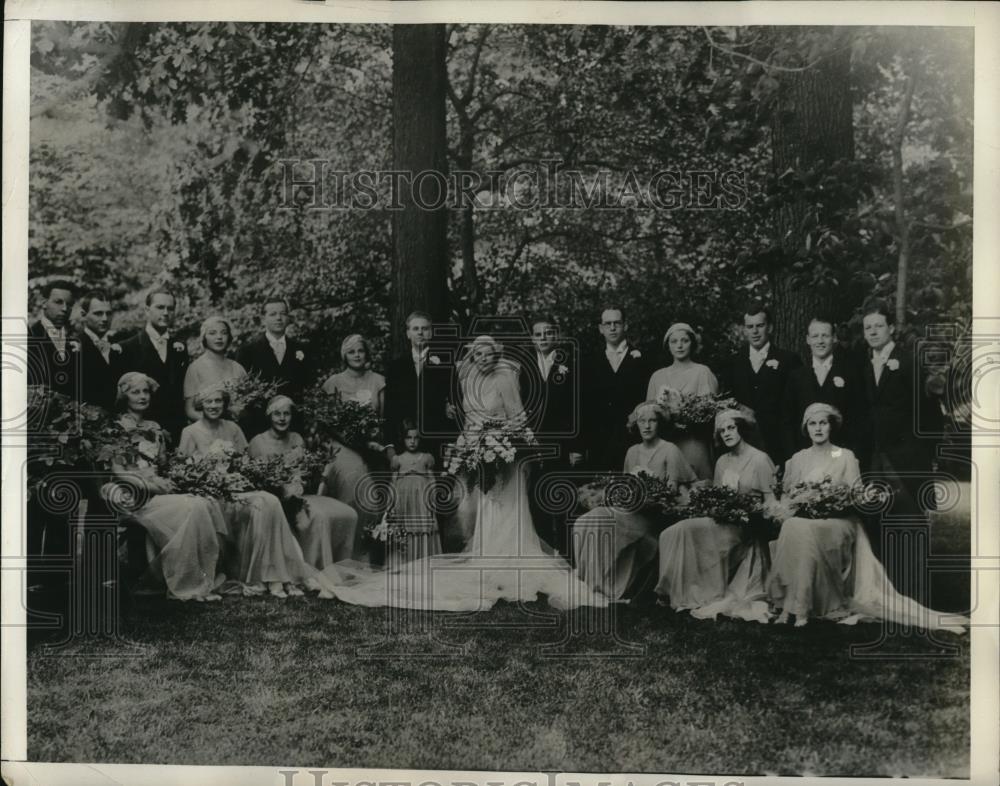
{"left": 391, "top": 25, "right": 450, "bottom": 356}
{"left": 893, "top": 73, "right": 917, "bottom": 326}
{"left": 770, "top": 38, "right": 855, "bottom": 355}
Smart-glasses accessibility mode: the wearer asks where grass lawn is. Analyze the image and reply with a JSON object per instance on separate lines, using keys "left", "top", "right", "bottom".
{"left": 26, "top": 491, "right": 972, "bottom": 777}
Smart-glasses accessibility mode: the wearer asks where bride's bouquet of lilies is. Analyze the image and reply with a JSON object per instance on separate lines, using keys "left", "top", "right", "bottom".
{"left": 764, "top": 476, "right": 889, "bottom": 522}
{"left": 654, "top": 386, "right": 741, "bottom": 430}
{"left": 446, "top": 414, "right": 537, "bottom": 492}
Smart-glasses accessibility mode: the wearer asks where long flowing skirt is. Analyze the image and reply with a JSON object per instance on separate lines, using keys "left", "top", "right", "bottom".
{"left": 128, "top": 494, "right": 228, "bottom": 600}
{"left": 323, "top": 443, "right": 382, "bottom": 559}
{"left": 655, "top": 516, "right": 744, "bottom": 608}
{"left": 217, "top": 491, "right": 311, "bottom": 585}
{"left": 320, "top": 460, "right": 608, "bottom": 611}
{"left": 290, "top": 495, "right": 358, "bottom": 570}
{"left": 573, "top": 506, "right": 658, "bottom": 600}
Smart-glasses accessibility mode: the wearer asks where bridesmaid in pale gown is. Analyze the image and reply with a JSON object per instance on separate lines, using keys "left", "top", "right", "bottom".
{"left": 645, "top": 322, "right": 719, "bottom": 480}
{"left": 109, "top": 372, "right": 227, "bottom": 601}
{"left": 766, "top": 402, "right": 965, "bottom": 630}
{"left": 656, "top": 407, "right": 776, "bottom": 613}
{"left": 183, "top": 316, "right": 247, "bottom": 423}
{"left": 574, "top": 401, "right": 695, "bottom": 600}
{"left": 247, "top": 395, "right": 359, "bottom": 569}
{"left": 319, "top": 334, "right": 388, "bottom": 559}
{"left": 178, "top": 386, "right": 311, "bottom": 598}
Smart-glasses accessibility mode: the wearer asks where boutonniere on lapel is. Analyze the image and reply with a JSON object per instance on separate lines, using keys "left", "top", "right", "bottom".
{"left": 172, "top": 341, "right": 186, "bottom": 353}
{"left": 765, "top": 358, "right": 779, "bottom": 369}
{"left": 111, "top": 343, "right": 122, "bottom": 353}
{"left": 295, "top": 350, "right": 305, "bottom": 361}
{"left": 832, "top": 375, "right": 845, "bottom": 388}
{"left": 68, "top": 340, "right": 81, "bottom": 353}
{"left": 557, "top": 364, "right": 569, "bottom": 376}
{"left": 629, "top": 349, "right": 641, "bottom": 359}
{"left": 886, "top": 359, "right": 900, "bottom": 371}
{"left": 428, "top": 355, "right": 441, "bottom": 365}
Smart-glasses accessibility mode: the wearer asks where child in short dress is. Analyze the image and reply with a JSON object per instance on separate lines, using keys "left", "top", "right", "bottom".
{"left": 389, "top": 425, "right": 442, "bottom": 561}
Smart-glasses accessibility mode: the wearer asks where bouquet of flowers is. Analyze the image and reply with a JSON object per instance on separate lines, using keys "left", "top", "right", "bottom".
{"left": 223, "top": 371, "right": 281, "bottom": 419}
{"left": 301, "top": 384, "right": 383, "bottom": 453}
{"left": 654, "top": 387, "right": 741, "bottom": 430}
{"left": 232, "top": 449, "right": 326, "bottom": 522}
{"left": 445, "top": 417, "right": 537, "bottom": 493}
{"left": 578, "top": 471, "right": 681, "bottom": 517}
{"left": 682, "top": 484, "right": 763, "bottom": 527}
{"left": 160, "top": 443, "right": 252, "bottom": 501}
{"left": 765, "top": 476, "right": 887, "bottom": 522}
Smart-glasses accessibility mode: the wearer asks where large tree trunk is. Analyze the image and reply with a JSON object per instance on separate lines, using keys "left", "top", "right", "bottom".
{"left": 770, "top": 38, "right": 854, "bottom": 355}
{"left": 391, "top": 25, "right": 450, "bottom": 356}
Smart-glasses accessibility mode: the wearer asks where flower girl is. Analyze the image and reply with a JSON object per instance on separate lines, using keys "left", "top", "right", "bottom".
{"left": 383, "top": 422, "right": 442, "bottom": 562}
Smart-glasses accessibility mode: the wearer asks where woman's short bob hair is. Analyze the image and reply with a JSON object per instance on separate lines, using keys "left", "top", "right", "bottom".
{"left": 192, "top": 385, "right": 232, "bottom": 413}
{"left": 266, "top": 394, "right": 296, "bottom": 416}
{"left": 340, "top": 334, "right": 371, "bottom": 366}
{"left": 713, "top": 406, "right": 757, "bottom": 446}
{"left": 199, "top": 315, "right": 236, "bottom": 350}
{"left": 116, "top": 372, "right": 159, "bottom": 410}
{"left": 800, "top": 402, "right": 843, "bottom": 436}
{"left": 627, "top": 400, "right": 670, "bottom": 434}
{"left": 662, "top": 322, "right": 700, "bottom": 354}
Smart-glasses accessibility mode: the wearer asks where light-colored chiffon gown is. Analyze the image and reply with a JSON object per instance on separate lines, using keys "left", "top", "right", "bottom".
{"left": 389, "top": 450, "right": 442, "bottom": 562}
{"left": 766, "top": 446, "right": 966, "bottom": 630}
{"left": 321, "top": 370, "right": 387, "bottom": 559}
{"left": 573, "top": 440, "right": 695, "bottom": 600}
{"left": 247, "top": 430, "right": 359, "bottom": 570}
{"left": 320, "top": 362, "right": 609, "bottom": 611}
{"left": 646, "top": 363, "right": 718, "bottom": 480}
{"left": 178, "top": 419, "right": 312, "bottom": 588}
{"left": 113, "top": 415, "right": 228, "bottom": 600}
{"left": 656, "top": 444, "right": 775, "bottom": 614}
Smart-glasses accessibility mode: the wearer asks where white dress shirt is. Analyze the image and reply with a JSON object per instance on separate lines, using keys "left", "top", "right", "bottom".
{"left": 537, "top": 350, "right": 556, "bottom": 380}
{"left": 412, "top": 346, "right": 429, "bottom": 377}
{"left": 146, "top": 323, "right": 170, "bottom": 363}
{"left": 871, "top": 341, "right": 896, "bottom": 384}
{"left": 85, "top": 327, "right": 111, "bottom": 363}
{"left": 40, "top": 316, "right": 67, "bottom": 355}
{"left": 605, "top": 341, "right": 628, "bottom": 373}
{"left": 749, "top": 342, "right": 771, "bottom": 374}
{"left": 812, "top": 354, "right": 834, "bottom": 387}
{"left": 266, "top": 331, "right": 287, "bottom": 364}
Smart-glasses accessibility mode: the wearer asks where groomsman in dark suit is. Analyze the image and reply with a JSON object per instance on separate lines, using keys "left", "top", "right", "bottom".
{"left": 383, "top": 310, "right": 456, "bottom": 461}
{"left": 718, "top": 302, "right": 802, "bottom": 468}
{"left": 860, "top": 299, "right": 941, "bottom": 517}
{"left": 115, "top": 289, "right": 188, "bottom": 442}
{"left": 582, "top": 306, "right": 650, "bottom": 472}
{"left": 520, "top": 317, "right": 585, "bottom": 557}
{"left": 77, "top": 290, "right": 118, "bottom": 411}
{"left": 27, "top": 280, "right": 79, "bottom": 399}
{"left": 235, "top": 298, "right": 313, "bottom": 402}
{"left": 781, "top": 314, "right": 866, "bottom": 457}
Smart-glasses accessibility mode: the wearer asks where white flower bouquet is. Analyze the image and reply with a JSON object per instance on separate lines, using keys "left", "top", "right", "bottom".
{"left": 445, "top": 416, "right": 537, "bottom": 492}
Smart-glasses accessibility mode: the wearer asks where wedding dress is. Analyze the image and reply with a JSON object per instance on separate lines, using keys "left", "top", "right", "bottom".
{"left": 321, "top": 361, "right": 609, "bottom": 611}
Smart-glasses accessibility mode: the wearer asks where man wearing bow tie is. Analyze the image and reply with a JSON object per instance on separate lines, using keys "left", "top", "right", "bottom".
{"left": 236, "top": 298, "right": 313, "bottom": 431}
{"left": 781, "top": 314, "right": 866, "bottom": 456}
{"left": 718, "top": 302, "right": 802, "bottom": 467}
{"left": 115, "top": 289, "right": 189, "bottom": 441}
{"left": 27, "top": 280, "right": 79, "bottom": 398}
{"left": 77, "top": 290, "right": 118, "bottom": 411}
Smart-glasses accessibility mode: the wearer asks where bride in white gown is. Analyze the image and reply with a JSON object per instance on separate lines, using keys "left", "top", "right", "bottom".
{"left": 322, "top": 335, "right": 609, "bottom": 611}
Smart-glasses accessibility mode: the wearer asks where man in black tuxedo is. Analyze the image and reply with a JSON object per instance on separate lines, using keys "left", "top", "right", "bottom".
{"left": 582, "top": 306, "right": 650, "bottom": 472}
{"left": 115, "top": 289, "right": 188, "bottom": 442}
{"left": 519, "top": 317, "right": 585, "bottom": 557}
{"left": 77, "top": 290, "right": 118, "bottom": 412}
{"left": 718, "top": 302, "right": 802, "bottom": 468}
{"left": 235, "top": 297, "right": 313, "bottom": 432}
{"left": 27, "top": 280, "right": 79, "bottom": 399}
{"left": 781, "top": 315, "right": 866, "bottom": 458}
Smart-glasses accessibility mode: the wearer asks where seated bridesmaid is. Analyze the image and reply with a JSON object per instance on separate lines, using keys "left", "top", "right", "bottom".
{"left": 645, "top": 322, "right": 719, "bottom": 480}
{"left": 183, "top": 315, "right": 247, "bottom": 423}
{"left": 767, "top": 402, "right": 964, "bottom": 630}
{"left": 574, "top": 401, "right": 696, "bottom": 601}
{"left": 656, "top": 407, "right": 776, "bottom": 613}
{"left": 109, "top": 372, "right": 227, "bottom": 601}
{"left": 177, "top": 386, "right": 311, "bottom": 598}
{"left": 247, "top": 395, "right": 359, "bottom": 569}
